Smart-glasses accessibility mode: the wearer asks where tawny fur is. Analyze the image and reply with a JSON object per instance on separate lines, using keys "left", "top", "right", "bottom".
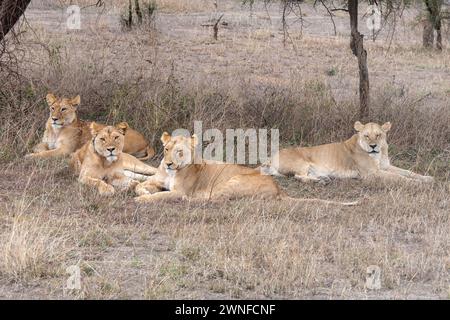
{"left": 135, "top": 133, "right": 357, "bottom": 206}
{"left": 261, "top": 121, "right": 434, "bottom": 184}
{"left": 70, "top": 122, "right": 146, "bottom": 196}
{"left": 26, "top": 93, "right": 155, "bottom": 161}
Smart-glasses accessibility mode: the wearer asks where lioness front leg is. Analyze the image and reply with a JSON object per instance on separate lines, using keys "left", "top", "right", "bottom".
{"left": 368, "top": 170, "right": 415, "bottom": 184}
{"left": 25, "top": 142, "right": 49, "bottom": 157}
{"left": 121, "top": 153, "right": 158, "bottom": 175}
{"left": 385, "top": 165, "right": 434, "bottom": 183}
{"left": 111, "top": 173, "right": 139, "bottom": 192}
{"left": 32, "top": 142, "right": 49, "bottom": 153}
{"left": 26, "top": 147, "right": 71, "bottom": 159}
{"left": 79, "top": 176, "right": 115, "bottom": 196}
{"left": 69, "top": 152, "right": 82, "bottom": 174}
{"left": 135, "top": 191, "right": 184, "bottom": 203}
{"left": 259, "top": 165, "right": 286, "bottom": 177}
{"left": 294, "top": 174, "right": 323, "bottom": 183}
{"left": 135, "top": 176, "right": 166, "bottom": 196}
{"left": 292, "top": 165, "right": 332, "bottom": 185}
{"left": 294, "top": 172, "right": 332, "bottom": 185}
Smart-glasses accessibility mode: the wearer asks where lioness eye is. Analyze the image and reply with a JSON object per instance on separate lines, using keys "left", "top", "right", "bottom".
{"left": 61, "top": 108, "right": 67, "bottom": 112}
{"left": 100, "top": 138, "right": 105, "bottom": 142}
{"left": 114, "top": 136, "right": 119, "bottom": 140}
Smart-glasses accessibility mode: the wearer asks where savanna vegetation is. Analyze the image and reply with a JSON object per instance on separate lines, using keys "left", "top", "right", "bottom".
{"left": 0, "top": 0, "right": 448, "bottom": 299}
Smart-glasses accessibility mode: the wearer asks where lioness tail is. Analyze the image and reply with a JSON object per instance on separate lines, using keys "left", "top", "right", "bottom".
{"left": 281, "top": 195, "right": 358, "bottom": 206}
{"left": 136, "top": 146, "right": 155, "bottom": 161}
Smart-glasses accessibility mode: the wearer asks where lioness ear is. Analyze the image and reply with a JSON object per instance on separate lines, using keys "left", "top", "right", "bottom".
{"left": 69, "top": 95, "right": 81, "bottom": 107}
{"left": 116, "top": 122, "right": 128, "bottom": 135}
{"left": 381, "top": 122, "right": 391, "bottom": 132}
{"left": 354, "top": 121, "right": 364, "bottom": 132}
{"left": 90, "top": 122, "right": 102, "bottom": 136}
{"left": 46, "top": 93, "right": 57, "bottom": 106}
{"left": 161, "top": 132, "right": 171, "bottom": 145}
{"left": 191, "top": 134, "right": 199, "bottom": 147}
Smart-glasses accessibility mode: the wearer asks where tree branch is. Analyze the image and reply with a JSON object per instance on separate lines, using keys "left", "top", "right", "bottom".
{"left": 0, "top": 0, "right": 32, "bottom": 42}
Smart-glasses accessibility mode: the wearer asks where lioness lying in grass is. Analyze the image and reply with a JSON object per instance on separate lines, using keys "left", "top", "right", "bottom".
{"left": 261, "top": 121, "right": 434, "bottom": 184}
{"left": 134, "top": 133, "right": 358, "bottom": 206}
{"left": 70, "top": 122, "right": 153, "bottom": 196}
{"left": 26, "top": 93, "right": 155, "bottom": 161}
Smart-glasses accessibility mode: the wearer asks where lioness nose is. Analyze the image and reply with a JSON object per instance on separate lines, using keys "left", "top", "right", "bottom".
{"left": 370, "top": 144, "right": 377, "bottom": 149}
{"left": 52, "top": 117, "right": 58, "bottom": 121}
{"left": 107, "top": 147, "right": 115, "bottom": 152}
{"left": 166, "top": 162, "right": 173, "bottom": 167}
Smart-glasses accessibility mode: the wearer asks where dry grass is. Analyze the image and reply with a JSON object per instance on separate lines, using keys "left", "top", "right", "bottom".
{"left": 0, "top": 193, "right": 74, "bottom": 282}
{"left": 32, "top": 0, "right": 216, "bottom": 12}
{"left": 0, "top": 165, "right": 448, "bottom": 299}
{"left": 0, "top": 215, "right": 71, "bottom": 282}
{"left": 0, "top": 0, "right": 449, "bottom": 299}
{"left": 155, "top": 0, "right": 215, "bottom": 13}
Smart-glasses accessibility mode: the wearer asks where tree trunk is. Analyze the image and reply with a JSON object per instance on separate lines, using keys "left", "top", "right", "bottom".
{"left": 134, "top": 0, "right": 142, "bottom": 25}
{"left": 422, "top": 18, "right": 434, "bottom": 48}
{"left": 0, "top": 0, "right": 32, "bottom": 41}
{"left": 435, "top": 18, "right": 442, "bottom": 50}
{"left": 348, "top": 0, "right": 369, "bottom": 120}
{"left": 423, "top": 0, "right": 443, "bottom": 50}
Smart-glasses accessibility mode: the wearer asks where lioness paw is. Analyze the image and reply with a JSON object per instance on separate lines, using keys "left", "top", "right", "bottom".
{"left": 135, "top": 194, "right": 152, "bottom": 203}
{"left": 135, "top": 184, "right": 150, "bottom": 196}
{"left": 99, "top": 184, "right": 115, "bottom": 196}
{"left": 129, "top": 180, "right": 139, "bottom": 189}
{"left": 421, "top": 176, "right": 434, "bottom": 183}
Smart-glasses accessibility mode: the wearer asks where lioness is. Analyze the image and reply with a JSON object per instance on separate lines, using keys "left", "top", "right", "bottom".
{"left": 261, "top": 121, "right": 434, "bottom": 184}
{"left": 26, "top": 93, "right": 155, "bottom": 160}
{"left": 134, "top": 133, "right": 357, "bottom": 205}
{"left": 71, "top": 122, "right": 151, "bottom": 196}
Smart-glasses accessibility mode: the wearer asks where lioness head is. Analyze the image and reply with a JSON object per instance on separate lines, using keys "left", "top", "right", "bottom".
{"left": 160, "top": 132, "right": 199, "bottom": 171}
{"left": 90, "top": 122, "right": 128, "bottom": 163}
{"left": 354, "top": 121, "right": 391, "bottom": 154}
{"left": 46, "top": 93, "right": 80, "bottom": 128}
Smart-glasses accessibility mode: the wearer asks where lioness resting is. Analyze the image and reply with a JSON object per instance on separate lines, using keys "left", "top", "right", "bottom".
{"left": 134, "top": 133, "right": 357, "bottom": 206}
{"left": 261, "top": 121, "right": 434, "bottom": 184}
{"left": 26, "top": 93, "right": 155, "bottom": 160}
{"left": 71, "top": 122, "right": 152, "bottom": 196}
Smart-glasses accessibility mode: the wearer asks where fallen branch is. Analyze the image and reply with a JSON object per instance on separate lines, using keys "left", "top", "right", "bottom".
{"left": 213, "top": 14, "right": 224, "bottom": 40}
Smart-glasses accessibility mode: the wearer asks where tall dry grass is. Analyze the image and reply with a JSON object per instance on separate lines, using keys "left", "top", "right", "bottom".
{"left": 32, "top": 0, "right": 215, "bottom": 12}
{"left": 0, "top": 210, "right": 73, "bottom": 282}
{"left": 151, "top": 190, "right": 449, "bottom": 298}
{"left": 155, "top": 0, "right": 215, "bottom": 13}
